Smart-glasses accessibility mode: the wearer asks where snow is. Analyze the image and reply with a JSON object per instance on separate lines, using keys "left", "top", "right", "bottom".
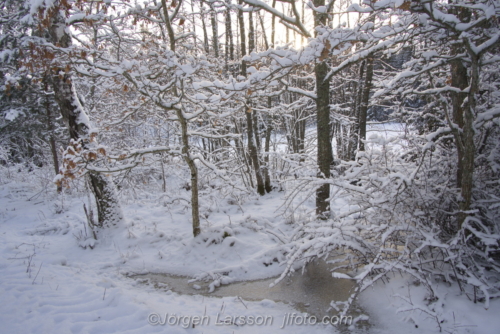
{"left": 421, "top": 51, "right": 438, "bottom": 60}
{"left": 469, "top": 32, "right": 500, "bottom": 55}
{"left": 0, "top": 179, "right": 326, "bottom": 333}
{"left": 360, "top": 275, "right": 500, "bottom": 334}
{"left": 72, "top": 84, "right": 93, "bottom": 132}
{"left": 194, "top": 93, "right": 208, "bottom": 100}
{"left": 1, "top": 155, "right": 499, "bottom": 334}
{"left": 346, "top": 3, "right": 373, "bottom": 13}
{"left": 4, "top": 108, "right": 23, "bottom": 121}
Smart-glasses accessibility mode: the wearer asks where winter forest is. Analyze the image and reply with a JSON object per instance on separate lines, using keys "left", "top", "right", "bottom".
{"left": 1, "top": 0, "right": 500, "bottom": 333}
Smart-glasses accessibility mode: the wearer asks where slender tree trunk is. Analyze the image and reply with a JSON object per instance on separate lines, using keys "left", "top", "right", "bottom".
{"left": 358, "top": 56, "right": 374, "bottom": 152}
{"left": 315, "top": 60, "right": 332, "bottom": 217}
{"left": 457, "top": 47, "right": 478, "bottom": 229}
{"left": 248, "top": 9, "right": 255, "bottom": 53}
{"left": 346, "top": 61, "right": 365, "bottom": 161}
{"left": 258, "top": 12, "right": 269, "bottom": 50}
{"left": 238, "top": 0, "right": 246, "bottom": 73}
{"left": 160, "top": 0, "right": 176, "bottom": 52}
{"left": 285, "top": 13, "right": 289, "bottom": 42}
{"left": 225, "top": 0, "right": 234, "bottom": 74}
{"left": 449, "top": 3, "right": 469, "bottom": 188}
{"left": 238, "top": 1, "right": 265, "bottom": 195}
{"left": 246, "top": 109, "right": 265, "bottom": 195}
{"left": 253, "top": 109, "right": 260, "bottom": 151}
{"left": 233, "top": 118, "right": 254, "bottom": 188}
{"left": 43, "top": 79, "right": 61, "bottom": 193}
{"left": 200, "top": 1, "right": 210, "bottom": 54}
{"left": 177, "top": 108, "right": 201, "bottom": 236}
{"left": 264, "top": 96, "right": 273, "bottom": 192}
{"left": 190, "top": 0, "right": 198, "bottom": 50}
{"left": 210, "top": 2, "right": 219, "bottom": 57}
{"left": 301, "top": 0, "right": 305, "bottom": 46}
{"left": 227, "top": 1, "right": 234, "bottom": 60}
{"left": 162, "top": 0, "right": 200, "bottom": 236}
{"left": 451, "top": 57, "right": 467, "bottom": 188}
{"left": 314, "top": 0, "right": 332, "bottom": 218}
{"left": 448, "top": 7, "right": 472, "bottom": 229}
{"left": 271, "top": 0, "right": 276, "bottom": 46}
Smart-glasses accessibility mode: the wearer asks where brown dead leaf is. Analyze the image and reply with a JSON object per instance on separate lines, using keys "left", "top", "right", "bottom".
{"left": 398, "top": 1, "right": 411, "bottom": 11}
{"left": 319, "top": 40, "right": 331, "bottom": 61}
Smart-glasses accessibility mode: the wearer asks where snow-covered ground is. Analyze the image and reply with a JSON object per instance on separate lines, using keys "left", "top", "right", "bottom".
{"left": 0, "top": 178, "right": 338, "bottom": 334}
{"left": 0, "top": 125, "right": 498, "bottom": 333}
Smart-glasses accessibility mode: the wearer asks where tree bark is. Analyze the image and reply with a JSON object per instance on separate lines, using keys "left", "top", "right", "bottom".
{"left": 271, "top": 0, "right": 276, "bottom": 46}
{"left": 161, "top": 0, "right": 177, "bottom": 52}
{"left": 314, "top": 0, "right": 332, "bottom": 218}
{"left": 248, "top": 9, "right": 255, "bottom": 53}
{"left": 449, "top": 6, "right": 472, "bottom": 229}
{"left": 246, "top": 109, "right": 265, "bottom": 195}
{"left": 225, "top": 0, "right": 234, "bottom": 74}
{"left": 450, "top": 57, "right": 467, "bottom": 188}
{"left": 162, "top": 0, "right": 200, "bottom": 236}
{"left": 264, "top": 97, "right": 273, "bottom": 193}
{"left": 177, "top": 108, "right": 201, "bottom": 236}
{"left": 358, "top": 56, "right": 374, "bottom": 152}
{"left": 44, "top": 79, "right": 61, "bottom": 193}
{"left": 238, "top": 1, "right": 265, "bottom": 195}
{"left": 47, "top": 6, "right": 122, "bottom": 227}
{"left": 457, "top": 44, "right": 478, "bottom": 229}
{"left": 200, "top": 1, "right": 210, "bottom": 54}
{"left": 315, "top": 60, "right": 332, "bottom": 217}
{"left": 238, "top": 0, "right": 247, "bottom": 61}
{"left": 258, "top": 12, "right": 269, "bottom": 50}
{"left": 210, "top": 2, "right": 219, "bottom": 57}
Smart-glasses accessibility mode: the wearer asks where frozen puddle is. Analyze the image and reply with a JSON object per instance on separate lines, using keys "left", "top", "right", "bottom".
{"left": 130, "top": 260, "right": 356, "bottom": 318}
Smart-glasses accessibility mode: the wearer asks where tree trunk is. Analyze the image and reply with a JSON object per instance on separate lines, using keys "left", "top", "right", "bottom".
{"left": 315, "top": 60, "right": 332, "bottom": 217}
{"left": 248, "top": 9, "right": 255, "bottom": 53}
{"left": 177, "top": 109, "right": 201, "bottom": 236}
{"left": 43, "top": 79, "right": 61, "bottom": 193}
{"left": 162, "top": 0, "right": 200, "bottom": 236}
{"left": 200, "top": 1, "right": 210, "bottom": 54}
{"left": 47, "top": 7, "right": 122, "bottom": 227}
{"left": 264, "top": 98, "right": 273, "bottom": 192}
{"left": 161, "top": 0, "right": 176, "bottom": 52}
{"left": 271, "top": 0, "right": 276, "bottom": 46}
{"left": 225, "top": 0, "right": 234, "bottom": 74}
{"left": 358, "top": 56, "right": 374, "bottom": 152}
{"left": 346, "top": 61, "right": 365, "bottom": 161}
{"left": 238, "top": 0, "right": 246, "bottom": 60}
{"left": 457, "top": 47, "right": 478, "bottom": 229}
{"left": 449, "top": 6, "right": 472, "bottom": 229}
{"left": 238, "top": 1, "right": 265, "bottom": 195}
{"left": 314, "top": 0, "right": 332, "bottom": 218}
{"left": 247, "top": 109, "right": 265, "bottom": 195}
{"left": 450, "top": 57, "right": 467, "bottom": 188}
{"left": 210, "top": 2, "right": 219, "bottom": 57}
{"left": 258, "top": 12, "right": 269, "bottom": 50}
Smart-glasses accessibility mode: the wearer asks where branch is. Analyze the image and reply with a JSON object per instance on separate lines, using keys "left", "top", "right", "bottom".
{"left": 240, "top": 0, "right": 311, "bottom": 37}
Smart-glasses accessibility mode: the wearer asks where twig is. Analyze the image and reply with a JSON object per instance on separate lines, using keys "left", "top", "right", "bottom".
{"left": 237, "top": 296, "right": 248, "bottom": 309}
{"left": 32, "top": 262, "right": 43, "bottom": 284}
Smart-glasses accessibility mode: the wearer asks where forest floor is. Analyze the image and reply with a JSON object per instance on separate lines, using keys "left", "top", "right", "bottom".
{"left": 0, "top": 173, "right": 499, "bottom": 334}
